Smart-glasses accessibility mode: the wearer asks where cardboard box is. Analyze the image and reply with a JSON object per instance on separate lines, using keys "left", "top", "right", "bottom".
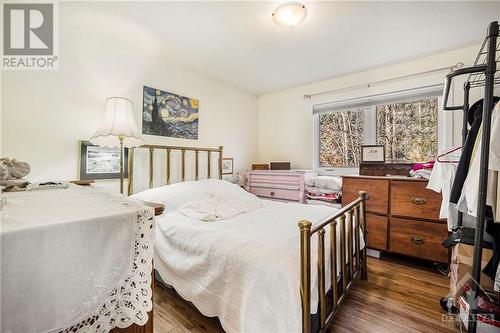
{"left": 457, "top": 244, "right": 495, "bottom": 293}
{"left": 459, "top": 296, "right": 500, "bottom": 332}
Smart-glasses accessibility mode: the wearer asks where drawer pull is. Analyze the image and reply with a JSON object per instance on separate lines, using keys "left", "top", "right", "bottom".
{"left": 411, "top": 236, "right": 425, "bottom": 245}
{"left": 411, "top": 197, "right": 426, "bottom": 205}
{"left": 270, "top": 191, "right": 275, "bottom": 196}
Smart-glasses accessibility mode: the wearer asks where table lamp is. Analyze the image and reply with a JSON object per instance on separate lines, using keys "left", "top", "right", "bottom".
{"left": 90, "top": 97, "right": 143, "bottom": 194}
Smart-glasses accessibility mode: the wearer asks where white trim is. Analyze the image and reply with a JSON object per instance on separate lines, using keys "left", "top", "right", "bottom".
{"left": 363, "top": 106, "right": 376, "bottom": 145}
{"left": 438, "top": 95, "right": 454, "bottom": 151}
{"left": 304, "top": 63, "right": 462, "bottom": 99}
{"left": 313, "top": 114, "right": 320, "bottom": 170}
{"left": 313, "top": 83, "right": 443, "bottom": 114}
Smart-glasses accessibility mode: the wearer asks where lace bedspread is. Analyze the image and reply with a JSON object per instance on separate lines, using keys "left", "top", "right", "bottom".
{"left": 0, "top": 185, "right": 155, "bottom": 333}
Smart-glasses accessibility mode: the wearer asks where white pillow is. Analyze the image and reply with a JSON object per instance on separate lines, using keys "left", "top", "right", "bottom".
{"left": 130, "top": 179, "right": 257, "bottom": 212}
{"left": 308, "top": 176, "right": 342, "bottom": 191}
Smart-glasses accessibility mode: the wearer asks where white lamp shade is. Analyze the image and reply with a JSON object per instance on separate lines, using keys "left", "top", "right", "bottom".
{"left": 90, "top": 97, "right": 143, "bottom": 148}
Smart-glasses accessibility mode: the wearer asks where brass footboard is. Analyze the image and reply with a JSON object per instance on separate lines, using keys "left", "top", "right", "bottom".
{"left": 298, "top": 191, "right": 368, "bottom": 333}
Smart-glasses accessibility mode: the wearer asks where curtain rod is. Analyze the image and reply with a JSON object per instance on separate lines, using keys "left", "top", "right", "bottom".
{"left": 312, "top": 83, "right": 443, "bottom": 112}
{"left": 303, "top": 62, "right": 464, "bottom": 99}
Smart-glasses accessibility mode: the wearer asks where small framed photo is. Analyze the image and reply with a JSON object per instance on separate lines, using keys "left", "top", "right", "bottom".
{"left": 79, "top": 141, "right": 128, "bottom": 180}
{"left": 361, "top": 145, "right": 385, "bottom": 163}
{"left": 222, "top": 158, "right": 234, "bottom": 175}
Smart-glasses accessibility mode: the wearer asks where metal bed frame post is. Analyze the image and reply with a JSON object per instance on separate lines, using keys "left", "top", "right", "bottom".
{"left": 468, "top": 21, "right": 499, "bottom": 333}
{"left": 299, "top": 220, "right": 312, "bottom": 333}
{"left": 299, "top": 191, "right": 368, "bottom": 333}
{"left": 359, "top": 191, "right": 368, "bottom": 280}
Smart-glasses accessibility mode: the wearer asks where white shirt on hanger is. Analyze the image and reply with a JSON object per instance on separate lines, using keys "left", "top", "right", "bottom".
{"left": 427, "top": 156, "right": 458, "bottom": 231}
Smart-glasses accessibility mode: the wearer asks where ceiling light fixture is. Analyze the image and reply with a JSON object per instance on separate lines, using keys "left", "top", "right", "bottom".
{"left": 272, "top": 2, "right": 307, "bottom": 28}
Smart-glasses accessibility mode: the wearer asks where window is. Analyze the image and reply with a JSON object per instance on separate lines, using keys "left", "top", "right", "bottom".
{"left": 319, "top": 109, "right": 364, "bottom": 167}
{"left": 376, "top": 98, "right": 438, "bottom": 162}
{"left": 315, "top": 93, "right": 444, "bottom": 169}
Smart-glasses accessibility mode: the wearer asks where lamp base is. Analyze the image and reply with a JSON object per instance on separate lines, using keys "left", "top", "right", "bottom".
{"left": 119, "top": 135, "right": 124, "bottom": 194}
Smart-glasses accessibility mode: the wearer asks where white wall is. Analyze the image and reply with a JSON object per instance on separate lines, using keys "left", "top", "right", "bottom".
{"left": 257, "top": 45, "right": 484, "bottom": 170}
{"left": 1, "top": 3, "right": 490, "bottom": 186}
{"left": 0, "top": 69, "right": 2, "bottom": 157}
{"left": 1, "top": 3, "right": 258, "bottom": 191}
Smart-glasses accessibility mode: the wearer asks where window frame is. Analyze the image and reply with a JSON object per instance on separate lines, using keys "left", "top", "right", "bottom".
{"left": 313, "top": 87, "right": 451, "bottom": 174}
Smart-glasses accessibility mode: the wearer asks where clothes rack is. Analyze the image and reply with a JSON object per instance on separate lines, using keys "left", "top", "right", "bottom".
{"left": 442, "top": 21, "right": 499, "bottom": 333}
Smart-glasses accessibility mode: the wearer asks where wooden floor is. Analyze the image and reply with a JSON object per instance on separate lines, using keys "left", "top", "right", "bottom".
{"left": 153, "top": 255, "right": 459, "bottom": 333}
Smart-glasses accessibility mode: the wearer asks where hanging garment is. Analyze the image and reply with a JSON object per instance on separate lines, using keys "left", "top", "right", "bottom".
{"left": 450, "top": 97, "right": 500, "bottom": 204}
{"left": 460, "top": 101, "right": 500, "bottom": 282}
{"left": 462, "top": 101, "right": 500, "bottom": 222}
{"left": 427, "top": 157, "right": 458, "bottom": 230}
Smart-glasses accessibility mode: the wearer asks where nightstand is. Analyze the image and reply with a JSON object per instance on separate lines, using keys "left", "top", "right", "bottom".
{"left": 140, "top": 201, "right": 165, "bottom": 216}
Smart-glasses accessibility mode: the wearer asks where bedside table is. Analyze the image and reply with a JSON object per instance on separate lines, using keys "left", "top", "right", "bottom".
{"left": 140, "top": 201, "right": 165, "bottom": 216}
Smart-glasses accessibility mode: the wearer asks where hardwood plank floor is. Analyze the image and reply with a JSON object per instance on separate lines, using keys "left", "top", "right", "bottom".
{"left": 154, "top": 255, "right": 459, "bottom": 333}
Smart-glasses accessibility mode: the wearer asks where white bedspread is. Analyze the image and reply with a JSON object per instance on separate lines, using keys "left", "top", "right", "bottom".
{"left": 132, "top": 179, "right": 363, "bottom": 333}
{"left": 1, "top": 186, "right": 155, "bottom": 333}
{"left": 180, "top": 192, "right": 262, "bottom": 221}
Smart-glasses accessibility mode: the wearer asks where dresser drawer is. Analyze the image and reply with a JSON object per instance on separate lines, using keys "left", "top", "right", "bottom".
{"left": 366, "top": 213, "right": 388, "bottom": 250}
{"left": 389, "top": 217, "right": 448, "bottom": 263}
{"left": 250, "top": 187, "right": 301, "bottom": 202}
{"left": 342, "top": 177, "right": 389, "bottom": 215}
{"left": 248, "top": 173, "right": 302, "bottom": 187}
{"left": 390, "top": 180, "right": 441, "bottom": 220}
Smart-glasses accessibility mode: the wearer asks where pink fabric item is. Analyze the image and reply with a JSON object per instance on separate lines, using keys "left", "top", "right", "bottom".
{"left": 412, "top": 160, "right": 435, "bottom": 172}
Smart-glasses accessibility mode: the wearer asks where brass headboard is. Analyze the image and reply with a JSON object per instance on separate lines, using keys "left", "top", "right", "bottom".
{"left": 127, "top": 144, "right": 223, "bottom": 195}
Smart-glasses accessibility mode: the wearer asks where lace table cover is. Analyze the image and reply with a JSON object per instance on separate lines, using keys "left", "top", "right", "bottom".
{"left": 0, "top": 186, "right": 155, "bottom": 333}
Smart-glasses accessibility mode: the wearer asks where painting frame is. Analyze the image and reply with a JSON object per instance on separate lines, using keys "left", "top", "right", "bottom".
{"left": 79, "top": 141, "right": 128, "bottom": 180}
{"left": 360, "top": 145, "right": 385, "bottom": 164}
{"left": 142, "top": 85, "right": 199, "bottom": 140}
{"left": 222, "top": 158, "right": 234, "bottom": 175}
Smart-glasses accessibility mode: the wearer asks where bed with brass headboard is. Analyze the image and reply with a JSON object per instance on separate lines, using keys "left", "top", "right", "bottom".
{"left": 128, "top": 144, "right": 368, "bottom": 333}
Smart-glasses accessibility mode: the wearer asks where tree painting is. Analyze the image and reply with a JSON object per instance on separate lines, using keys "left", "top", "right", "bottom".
{"left": 376, "top": 98, "right": 437, "bottom": 162}
{"left": 319, "top": 109, "right": 364, "bottom": 167}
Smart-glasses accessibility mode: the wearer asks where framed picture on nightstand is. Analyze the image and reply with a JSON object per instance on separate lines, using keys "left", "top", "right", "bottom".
{"left": 222, "top": 158, "right": 234, "bottom": 175}
{"left": 79, "top": 140, "right": 129, "bottom": 180}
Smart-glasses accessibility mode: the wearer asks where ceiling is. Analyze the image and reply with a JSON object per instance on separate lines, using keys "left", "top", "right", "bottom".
{"left": 64, "top": 1, "right": 500, "bottom": 95}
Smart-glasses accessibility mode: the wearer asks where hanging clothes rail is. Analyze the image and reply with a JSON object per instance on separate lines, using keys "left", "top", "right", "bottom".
{"left": 441, "top": 20, "right": 499, "bottom": 333}
{"left": 303, "top": 62, "right": 463, "bottom": 99}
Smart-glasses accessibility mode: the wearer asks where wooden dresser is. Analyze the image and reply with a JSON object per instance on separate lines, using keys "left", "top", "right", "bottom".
{"left": 342, "top": 175, "right": 448, "bottom": 263}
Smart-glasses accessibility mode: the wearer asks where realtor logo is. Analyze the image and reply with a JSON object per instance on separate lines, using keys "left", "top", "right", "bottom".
{"left": 2, "top": 2, "right": 58, "bottom": 70}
